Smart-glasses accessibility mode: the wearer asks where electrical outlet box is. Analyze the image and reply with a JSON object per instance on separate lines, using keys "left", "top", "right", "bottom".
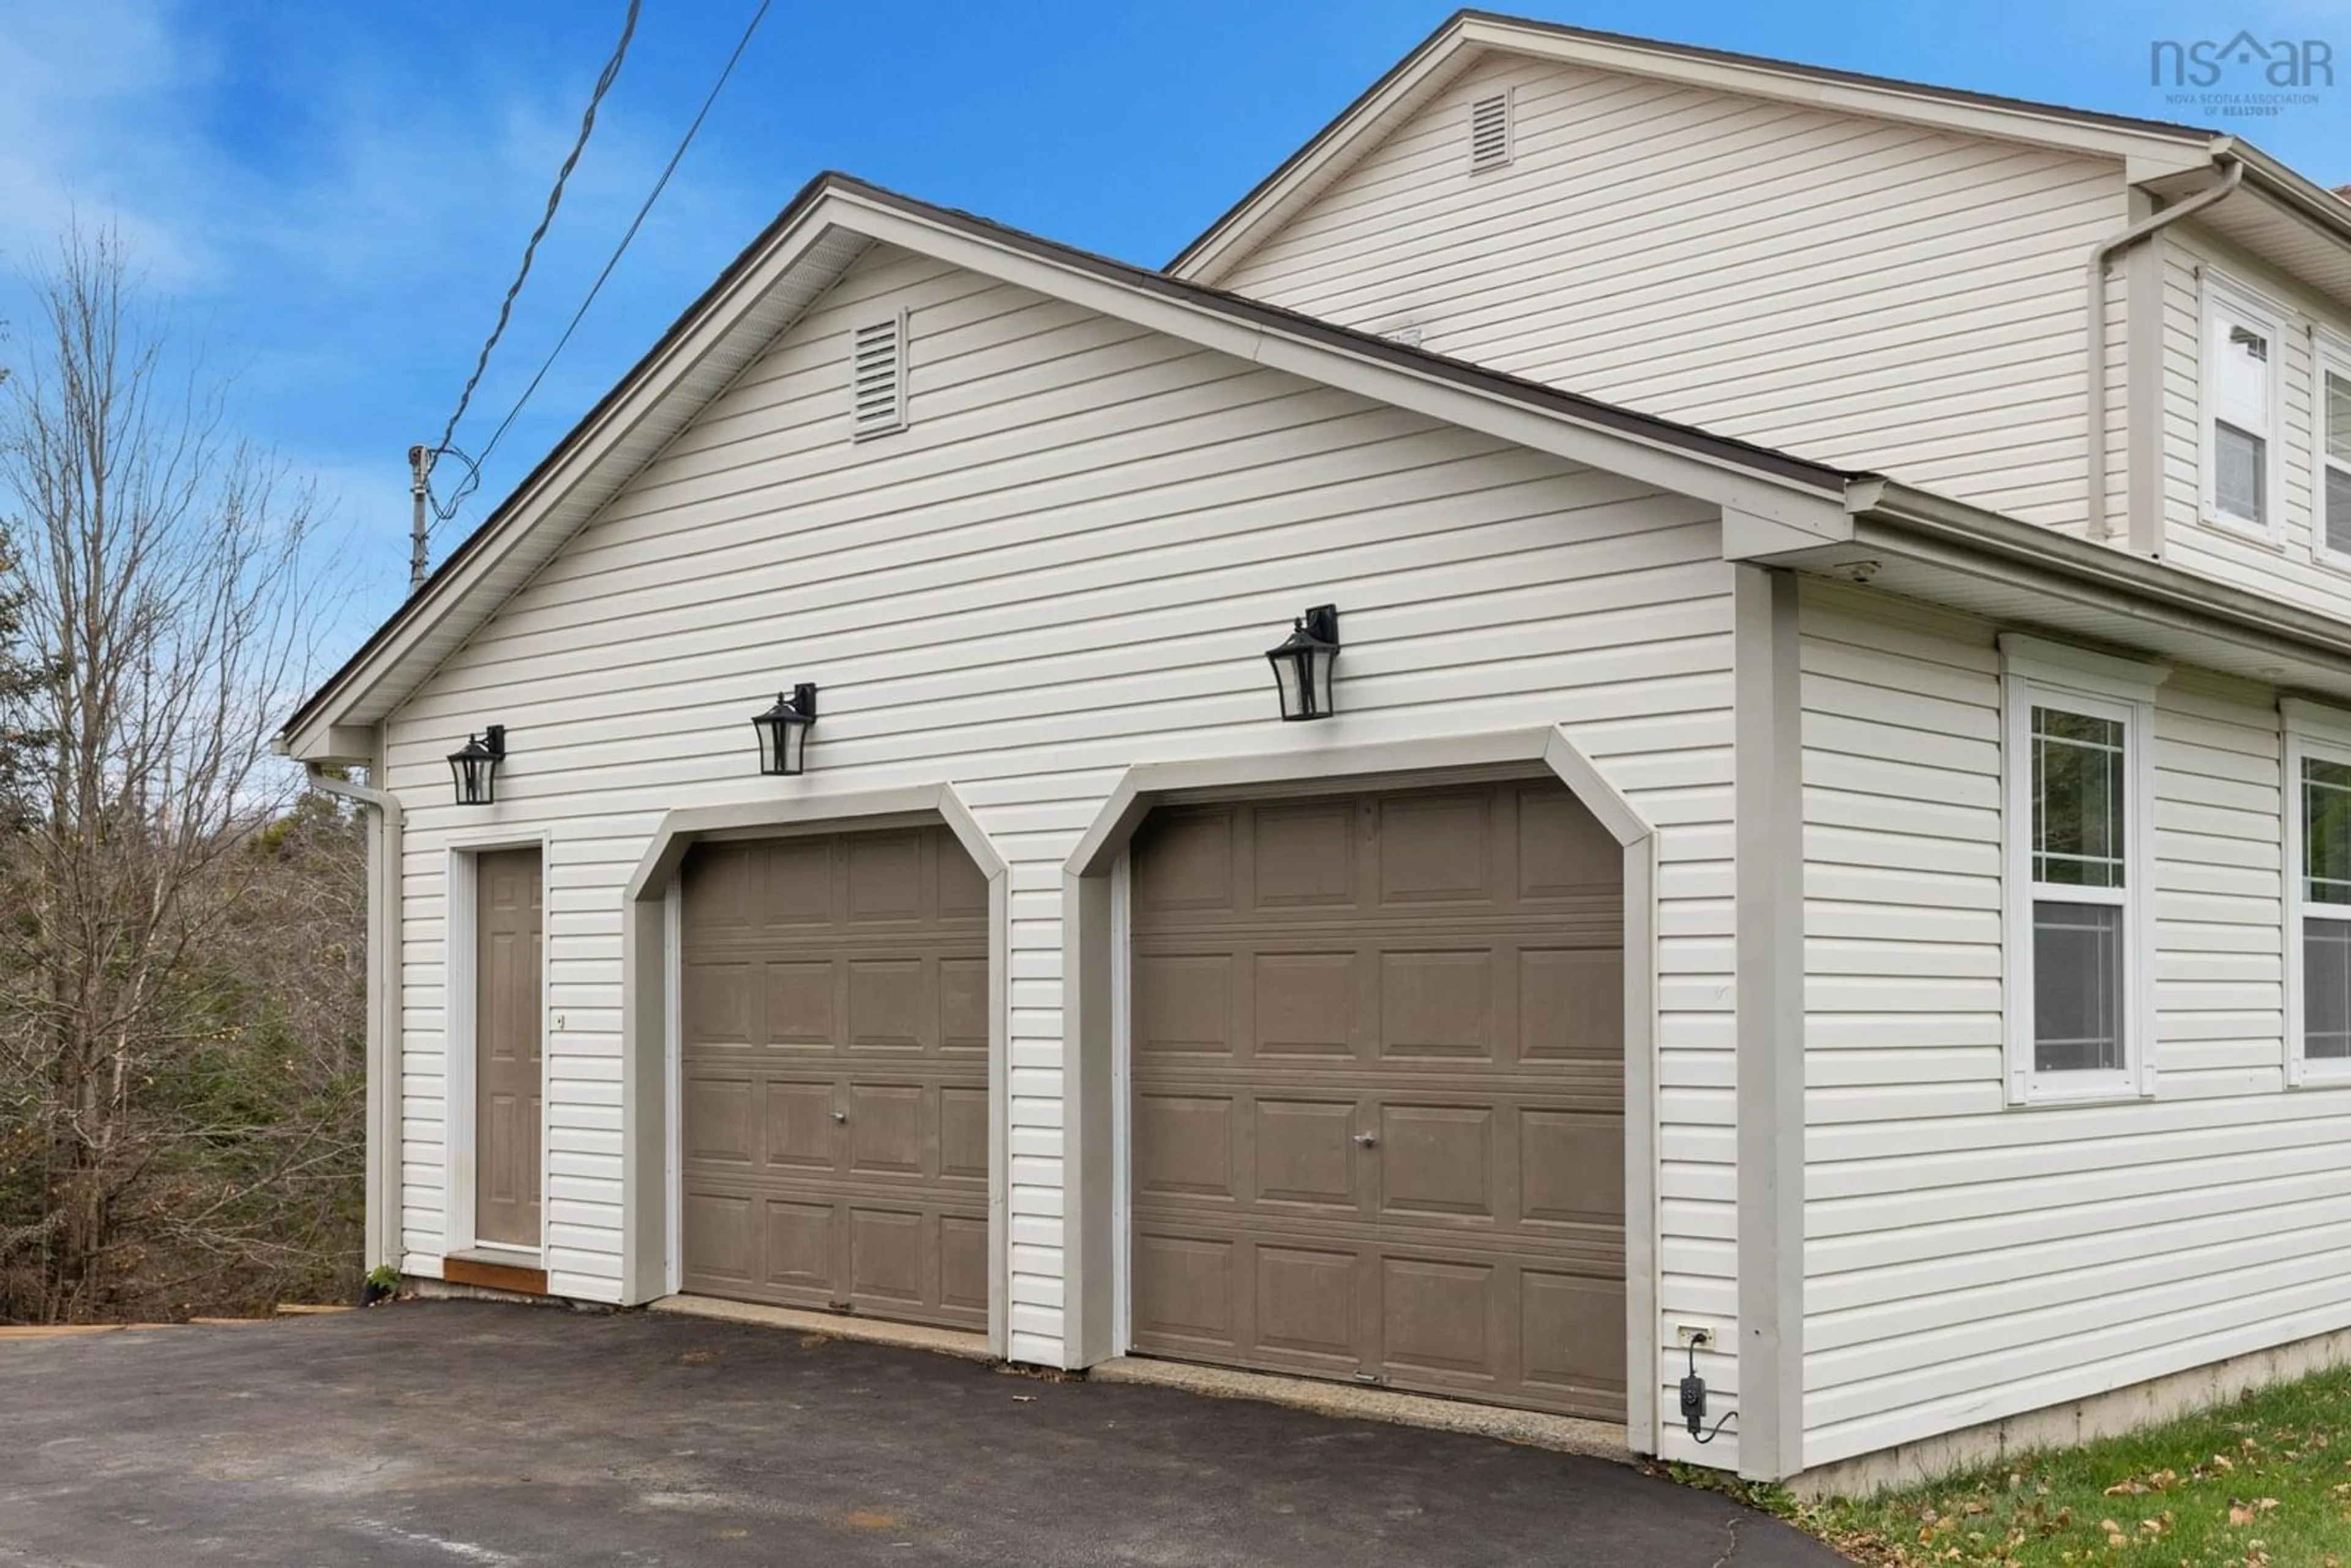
{"left": 1679, "top": 1371, "right": 1708, "bottom": 1434}
{"left": 1676, "top": 1325, "right": 1714, "bottom": 1349}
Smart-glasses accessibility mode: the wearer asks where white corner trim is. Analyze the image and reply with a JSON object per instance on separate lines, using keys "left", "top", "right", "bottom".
{"left": 1998, "top": 632, "right": 2172, "bottom": 701}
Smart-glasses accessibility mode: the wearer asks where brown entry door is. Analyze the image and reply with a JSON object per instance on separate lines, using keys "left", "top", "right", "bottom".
{"left": 475, "top": 848, "right": 544, "bottom": 1250}
{"left": 1128, "top": 779, "right": 1627, "bottom": 1420}
{"left": 679, "top": 827, "right": 989, "bottom": 1329}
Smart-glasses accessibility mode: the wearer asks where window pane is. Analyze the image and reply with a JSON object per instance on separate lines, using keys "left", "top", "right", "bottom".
{"left": 2034, "top": 899, "right": 2124, "bottom": 1073}
{"left": 2033, "top": 706, "right": 2125, "bottom": 888}
{"left": 2307, "top": 757, "right": 2351, "bottom": 904}
{"left": 2216, "top": 421, "right": 2266, "bottom": 522}
{"left": 2308, "top": 918, "right": 2351, "bottom": 1060}
{"left": 2327, "top": 370, "right": 2351, "bottom": 466}
{"left": 2216, "top": 319, "right": 2270, "bottom": 416}
{"left": 2327, "top": 463, "right": 2351, "bottom": 558}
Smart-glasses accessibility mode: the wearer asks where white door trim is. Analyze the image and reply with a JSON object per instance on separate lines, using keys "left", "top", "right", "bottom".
{"left": 441, "top": 829, "right": 553, "bottom": 1266}
{"left": 617, "top": 783, "right": 1011, "bottom": 1360}
{"left": 1059, "top": 724, "right": 1660, "bottom": 1450}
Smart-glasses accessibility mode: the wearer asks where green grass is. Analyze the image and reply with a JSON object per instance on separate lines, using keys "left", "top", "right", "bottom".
{"left": 1669, "top": 1364, "right": 2351, "bottom": 1567}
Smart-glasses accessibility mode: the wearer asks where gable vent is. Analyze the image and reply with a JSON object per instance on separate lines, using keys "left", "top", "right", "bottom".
{"left": 1468, "top": 90, "right": 1512, "bottom": 173}
{"left": 850, "top": 312, "right": 907, "bottom": 438}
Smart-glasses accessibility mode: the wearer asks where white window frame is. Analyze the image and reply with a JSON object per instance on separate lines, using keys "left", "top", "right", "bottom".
{"left": 2314, "top": 333, "right": 2351, "bottom": 568}
{"left": 2284, "top": 699, "right": 2351, "bottom": 1086}
{"left": 2200, "top": 272, "right": 2285, "bottom": 542}
{"left": 2001, "top": 634, "right": 2166, "bottom": 1105}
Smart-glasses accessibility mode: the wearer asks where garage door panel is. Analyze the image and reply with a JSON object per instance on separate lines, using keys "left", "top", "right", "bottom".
{"left": 847, "top": 1206, "right": 928, "bottom": 1308}
{"left": 1518, "top": 788, "right": 1623, "bottom": 896}
{"left": 1255, "top": 1244, "right": 1359, "bottom": 1362}
{"left": 845, "top": 1082, "right": 925, "bottom": 1177}
{"left": 1131, "top": 779, "right": 1625, "bottom": 1421}
{"left": 1134, "top": 953, "right": 1234, "bottom": 1057}
{"left": 940, "top": 1215, "right": 990, "bottom": 1313}
{"left": 1378, "top": 949, "right": 1498, "bottom": 1060}
{"left": 1520, "top": 947, "right": 1622, "bottom": 1065}
{"left": 1521, "top": 1109, "right": 1625, "bottom": 1225}
{"left": 1133, "top": 1232, "right": 1237, "bottom": 1345}
{"left": 757, "top": 839, "right": 834, "bottom": 926}
{"left": 1521, "top": 1272, "right": 1629, "bottom": 1402}
{"left": 1251, "top": 951, "right": 1359, "bottom": 1058}
{"left": 1252, "top": 1097, "right": 1360, "bottom": 1210}
{"left": 845, "top": 833, "right": 923, "bottom": 924}
{"left": 686, "top": 961, "right": 756, "bottom": 1046}
{"left": 681, "top": 826, "right": 989, "bottom": 1331}
{"left": 847, "top": 957, "right": 927, "bottom": 1050}
{"left": 763, "top": 1199, "right": 840, "bottom": 1294}
{"left": 1133, "top": 811, "right": 1235, "bottom": 915}
{"left": 1134, "top": 1093, "right": 1235, "bottom": 1200}
{"left": 760, "top": 1079, "right": 840, "bottom": 1173}
{"left": 683, "top": 1074, "right": 755, "bottom": 1165}
{"left": 759, "top": 959, "right": 836, "bottom": 1048}
{"left": 940, "top": 1086, "right": 989, "bottom": 1184}
{"left": 1251, "top": 801, "right": 1356, "bottom": 909}
{"left": 940, "top": 956, "right": 990, "bottom": 1054}
{"left": 1382, "top": 1255, "right": 1499, "bottom": 1381}
{"left": 683, "top": 1193, "right": 756, "bottom": 1285}
{"left": 1378, "top": 1103, "right": 1498, "bottom": 1220}
{"left": 1376, "top": 792, "right": 1495, "bottom": 907}
{"left": 682, "top": 846, "right": 756, "bottom": 929}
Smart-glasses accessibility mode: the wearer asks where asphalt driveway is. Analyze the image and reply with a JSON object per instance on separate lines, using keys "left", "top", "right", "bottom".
{"left": 0, "top": 1300, "right": 1846, "bottom": 1566}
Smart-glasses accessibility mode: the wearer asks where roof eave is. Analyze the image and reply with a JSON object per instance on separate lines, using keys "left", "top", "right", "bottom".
{"left": 1733, "top": 478, "right": 2351, "bottom": 697}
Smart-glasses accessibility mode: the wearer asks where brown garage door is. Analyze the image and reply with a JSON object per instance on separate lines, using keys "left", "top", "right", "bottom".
{"left": 1130, "top": 779, "right": 1626, "bottom": 1420}
{"left": 680, "top": 825, "right": 989, "bottom": 1329}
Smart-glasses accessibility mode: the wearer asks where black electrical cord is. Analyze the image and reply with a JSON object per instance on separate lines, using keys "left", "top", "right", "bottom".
{"left": 1685, "top": 1340, "right": 1739, "bottom": 1446}
{"left": 431, "top": 0, "right": 643, "bottom": 470}
{"left": 427, "top": 0, "right": 773, "bottom": 535}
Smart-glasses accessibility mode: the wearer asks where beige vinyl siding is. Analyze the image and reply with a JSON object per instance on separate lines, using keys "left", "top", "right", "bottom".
{"left": 1209, "top": 53, "right": 2129, "bottom": 528}
{"left": 2157, "top": 225, "right": 2351, "bottom": 620}
{"left": 380, "top": 243, "right": 1744, "bottom": 1442}
{"left": 1799, "top": 578, "right": 2322, "bottom": 1469}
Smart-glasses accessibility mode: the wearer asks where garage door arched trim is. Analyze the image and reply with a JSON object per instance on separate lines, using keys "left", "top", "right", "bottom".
{"left": 618, "top": 784, "right": 1009, "bottom": 1357}
{"left": 1060, "top": 726, "right": 1658, "bottom": 1450}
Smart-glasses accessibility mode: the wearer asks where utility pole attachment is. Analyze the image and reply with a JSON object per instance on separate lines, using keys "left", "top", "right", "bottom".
{"left": 407, "top": 444, "right": 432, "bottom": 592}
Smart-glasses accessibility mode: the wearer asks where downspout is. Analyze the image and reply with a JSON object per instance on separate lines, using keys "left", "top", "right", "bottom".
{"left": 305, "top": 760, "right": 405, "bottom": 1280}
{"left": 2087, "top": 154, "right": 2243, "bottom": 542}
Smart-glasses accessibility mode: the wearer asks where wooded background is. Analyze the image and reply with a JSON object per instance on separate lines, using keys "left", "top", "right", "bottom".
{"left": 0, "top": 226, "right": 366, "bottom": 1324}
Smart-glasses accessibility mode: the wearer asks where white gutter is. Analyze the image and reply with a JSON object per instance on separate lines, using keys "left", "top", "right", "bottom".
{"left": 2086, "top": 155, "right": 2243, "bottom": 542}
{"left": 304, "top": 760, "right": 404, "bottom": 1280}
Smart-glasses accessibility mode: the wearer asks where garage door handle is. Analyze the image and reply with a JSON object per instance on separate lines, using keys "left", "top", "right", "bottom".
{"left": 832, "top": 1111, "right": 848, "bottom": 1123}
{"left": 1352, "top": 1133, "right": 1377, "bottom": 1148}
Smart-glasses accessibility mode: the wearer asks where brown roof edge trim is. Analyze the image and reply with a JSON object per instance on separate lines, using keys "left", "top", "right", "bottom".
{"left": 283, "top": 170, "right": 1853, "bottom": 741}
{"left": 1168, "top": 7, "right": 2215, "bottom": 274}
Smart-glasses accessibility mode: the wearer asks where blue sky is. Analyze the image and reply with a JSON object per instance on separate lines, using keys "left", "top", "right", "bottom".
{"left": 2, "top": 0, "right": 2345, "bottom": 656}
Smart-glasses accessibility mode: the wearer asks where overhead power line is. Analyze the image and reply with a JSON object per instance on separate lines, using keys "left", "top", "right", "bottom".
{"left": 432, "top": 0, "right": 642, "bottom": 466}
{"left": 429, "top": 0, "right": 774, "bottom": 532}
{"left": 468, "top": 1, "right": 774, "bottom": 494}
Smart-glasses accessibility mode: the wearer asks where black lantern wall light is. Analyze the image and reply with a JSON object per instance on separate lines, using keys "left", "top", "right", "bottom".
{"left": 751, "top": 684, "right": 819, "bottom": 776}
{"left": 1265, "top": 604, "right": 1341, "bottom": 721}
{"left": 446, "top": 725, "right": 507, "bottom": 806}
